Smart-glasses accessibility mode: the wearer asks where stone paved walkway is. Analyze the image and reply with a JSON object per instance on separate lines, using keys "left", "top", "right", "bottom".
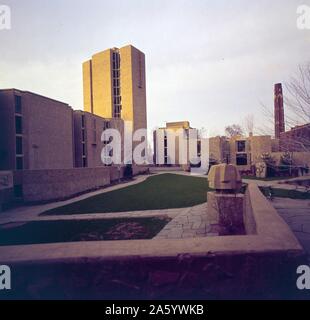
{"left": 155, "top": 203, "right": 218, "bottom": 239}
{"left": 272, "top": 197, "right": 310, "bottom": 262}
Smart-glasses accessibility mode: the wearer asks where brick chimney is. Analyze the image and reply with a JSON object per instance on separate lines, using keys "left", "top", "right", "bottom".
{"left": 274, "top": 83, "right": 285, "bottom": 139}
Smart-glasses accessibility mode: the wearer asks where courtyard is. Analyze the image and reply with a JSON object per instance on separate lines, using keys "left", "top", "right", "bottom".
{"left": 0, "top": 170, "right": 309, "bottom": 299}
{"left": 41, "top": 173, "right": 212, "bottom": 215}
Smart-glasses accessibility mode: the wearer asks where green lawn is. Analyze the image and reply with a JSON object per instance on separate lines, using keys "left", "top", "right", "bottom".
{"left": 259, "top": 187, "right": 310, "bottom": 200}
{"left": 0, "top": 217, "right": 170, "bottom": 246}
{"left": 42, "top": 173, "right": 211, "bottom": 215}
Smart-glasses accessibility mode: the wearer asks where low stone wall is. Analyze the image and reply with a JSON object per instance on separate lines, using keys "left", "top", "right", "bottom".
{"left": 20, "top": 167, "right": 111, "bottom": 202}
{"left": 0, "top": 184, "right": 306, "bottom": 299}
{"left": 0, "top": 171, "right": 14, "bottom": 212}
{"left": 14, "top": 165, "right": 150, "bottom": 203}
{"left": 132, "top": 164, "right": 150, "bottom": 176}
{"left": 281, "top": 176, "right": 310, "bottom": 187}
{"left": 109, "top": 166, "right": 125, "bottom": 182}
{"left": 150, "top": 166, "right": 183, "bottom": 172}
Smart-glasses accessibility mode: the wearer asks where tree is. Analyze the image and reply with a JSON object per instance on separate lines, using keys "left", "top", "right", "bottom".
{"left": 285, "top": 62, "right": 310, "bottom": 126}
{"left": 243, "top": 114, "right": 255, "bottom": 136}
{"left": 259, "top": 62, "right": 310, "bottom": 152}
{"left": 225, "top": 124, "right": 244, "bottom": 138}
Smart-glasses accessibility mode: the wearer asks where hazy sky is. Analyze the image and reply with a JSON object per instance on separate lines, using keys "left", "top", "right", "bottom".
{"left": 1, "top": 0, "right": 309, "bottom": 136}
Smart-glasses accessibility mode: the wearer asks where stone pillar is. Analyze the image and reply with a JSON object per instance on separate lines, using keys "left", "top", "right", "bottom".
{"left": 207, "top": 164, "right": 245, "bottom": 235}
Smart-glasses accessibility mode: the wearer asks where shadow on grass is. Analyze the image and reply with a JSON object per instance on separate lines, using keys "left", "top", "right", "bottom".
{"left": 0, "top": 216, "right": 171, "bottom": 246}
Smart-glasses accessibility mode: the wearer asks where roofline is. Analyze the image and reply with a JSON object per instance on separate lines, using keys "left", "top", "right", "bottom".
{"left": 0, "top": 88, "right": 72, "bottom": 107}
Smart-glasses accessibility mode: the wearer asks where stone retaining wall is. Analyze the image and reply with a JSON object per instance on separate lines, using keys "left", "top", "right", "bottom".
{"left": 18, "top": 165, "right": 149, "bottom": 203}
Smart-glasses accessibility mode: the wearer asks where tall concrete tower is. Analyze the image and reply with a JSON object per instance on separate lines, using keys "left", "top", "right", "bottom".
{"left": 83, "top": 45, "right": 147, "bottom": 133}
{"left": 274, "top": 83, "right": 285, "bottom": 139}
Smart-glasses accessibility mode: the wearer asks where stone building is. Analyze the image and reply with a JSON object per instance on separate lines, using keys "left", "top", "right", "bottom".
{"left": 0, "top": 89, "right": 74, "bottom": 171}
{"left": 209, "top": 136, "right": 230, "bottom": 164}
{"left": 209, "top": 134, "right": 272, "bottom": 172}
{"left": 0, "top": 89, "right": 131, "bottom": 206}
{"left": 83, "top": 45, "right": 147, "bottom": 133}
{"left": 73, "top": 111, "right": 124, "bottom": 168}
{"left": 153, "top": 121, "right": 200, "bottom": 167}
{"left": 280, "top": 123, "right": 310, "bottom": 152}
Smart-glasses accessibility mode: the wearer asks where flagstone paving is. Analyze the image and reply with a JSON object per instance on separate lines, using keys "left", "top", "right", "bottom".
{"left": 272, "top": 197, "right": 310, "bottom": 262}
{"left": 155, "top": 203, "right": 218, "bottom": 239}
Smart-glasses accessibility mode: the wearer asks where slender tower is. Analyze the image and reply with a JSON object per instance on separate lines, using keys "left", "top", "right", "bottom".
{"left": 274, "top": 83, "right": 285, "bottom": 140}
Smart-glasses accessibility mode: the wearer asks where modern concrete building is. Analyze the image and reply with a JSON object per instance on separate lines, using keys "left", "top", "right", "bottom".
{"left": 153, "top": 121, "right": 200, "bottom": 167}
{"left": 83, "top": 45, "right": 147, "bottom": 133}
{"left": 209, "top": 133, "right": 310, "bottom": 174}
{"left": 209, "top": 136, "right": 230, "bottom": 164}
{"left": 0, "top": 89, "right": 74, "bottom": 171}
{"left": 73, "top": 110, "right": 124, "bottom": 168}
{"left": 209, "top": 134, "right": 272, "bottom": 172}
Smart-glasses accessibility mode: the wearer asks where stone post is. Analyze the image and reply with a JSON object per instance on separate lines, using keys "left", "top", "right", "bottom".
{"left": 207, "top": 164, "right": 245, "bottom": 235}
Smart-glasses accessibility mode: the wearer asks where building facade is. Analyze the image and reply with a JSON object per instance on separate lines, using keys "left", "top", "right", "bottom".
{"left": 209, "top": 135, "right": 271, "bottom": 171}
{"left": 280, "top": 123, "right": 310, "bottom": 152}
{"left": 153, "top": 121, "right": 200, "bottom": 167}
{"left": 83, "top": 45, "right": 147, "bottom": 133}
{"left": 73, "top": 111, "right": 124, "bottom": 168}
{"left": 0, "top": 89, "right": 74, "bottom": 171}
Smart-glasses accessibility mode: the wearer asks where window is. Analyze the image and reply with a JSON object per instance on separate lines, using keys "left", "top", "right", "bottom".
{"left": 164, "top": 137, "right": 167, "bottom": 148}
{"left": 16, "top": 136, "right": 23, "bottom": 155}
{"left": 16, "top": 156, "right": 23, "bottom": 170}
{"left": 82, "top": 158, "right": 87, "bottom": 168}
{"left": 82, "top": 129, "right": 86, "bottom": 142}
{"left": 81, "top": 115, "right": 85, "bottom": 128}
{"left": 14, "top": 185, "right": 23, "bottom": 198}
{"left": 92, "top": 119, "right": 97, "bottom": 145}
{"left": 236, "top": 153, "right": 248, "bottom": 166}
{"left": 113, "top": 105, "right": 121, "bottom": 118}
{"left": 138, "top": 54, "right": 143, "bottom": 88}
{"left": 15, "top": 96, "right": 22, "bottom": 114}
{"left": 15, "top": 116, "right": 22, "bottom": 134}
{"left": 82, "top": 143, "right": 86, "bottom": 156}
{"left": 237, "top": 141, "right": 246, "bottom": 152}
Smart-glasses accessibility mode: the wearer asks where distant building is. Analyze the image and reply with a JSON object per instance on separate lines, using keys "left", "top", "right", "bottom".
{"left": 209, "top": 136, "right": 230, "bottom": 164}
{"left": 209, "top": 134, "right": 272, "bottom": 172}
{"left": 153, "top": 121, "right": 200, "bottom": 167}
{"left": 280, "top": 123, "right": 310, "bottom": 152}
{"left": 83, "top": 45, "right": 147, "bottom": 133}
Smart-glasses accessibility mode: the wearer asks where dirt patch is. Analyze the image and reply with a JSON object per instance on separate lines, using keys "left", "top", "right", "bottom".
{"left": 105, "top": 222, "right": 149, "bottom": 240}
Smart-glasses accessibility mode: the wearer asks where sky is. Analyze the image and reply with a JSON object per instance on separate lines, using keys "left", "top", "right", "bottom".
{"left": 0, "top": 0, "right": 309, "bottom": 137}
